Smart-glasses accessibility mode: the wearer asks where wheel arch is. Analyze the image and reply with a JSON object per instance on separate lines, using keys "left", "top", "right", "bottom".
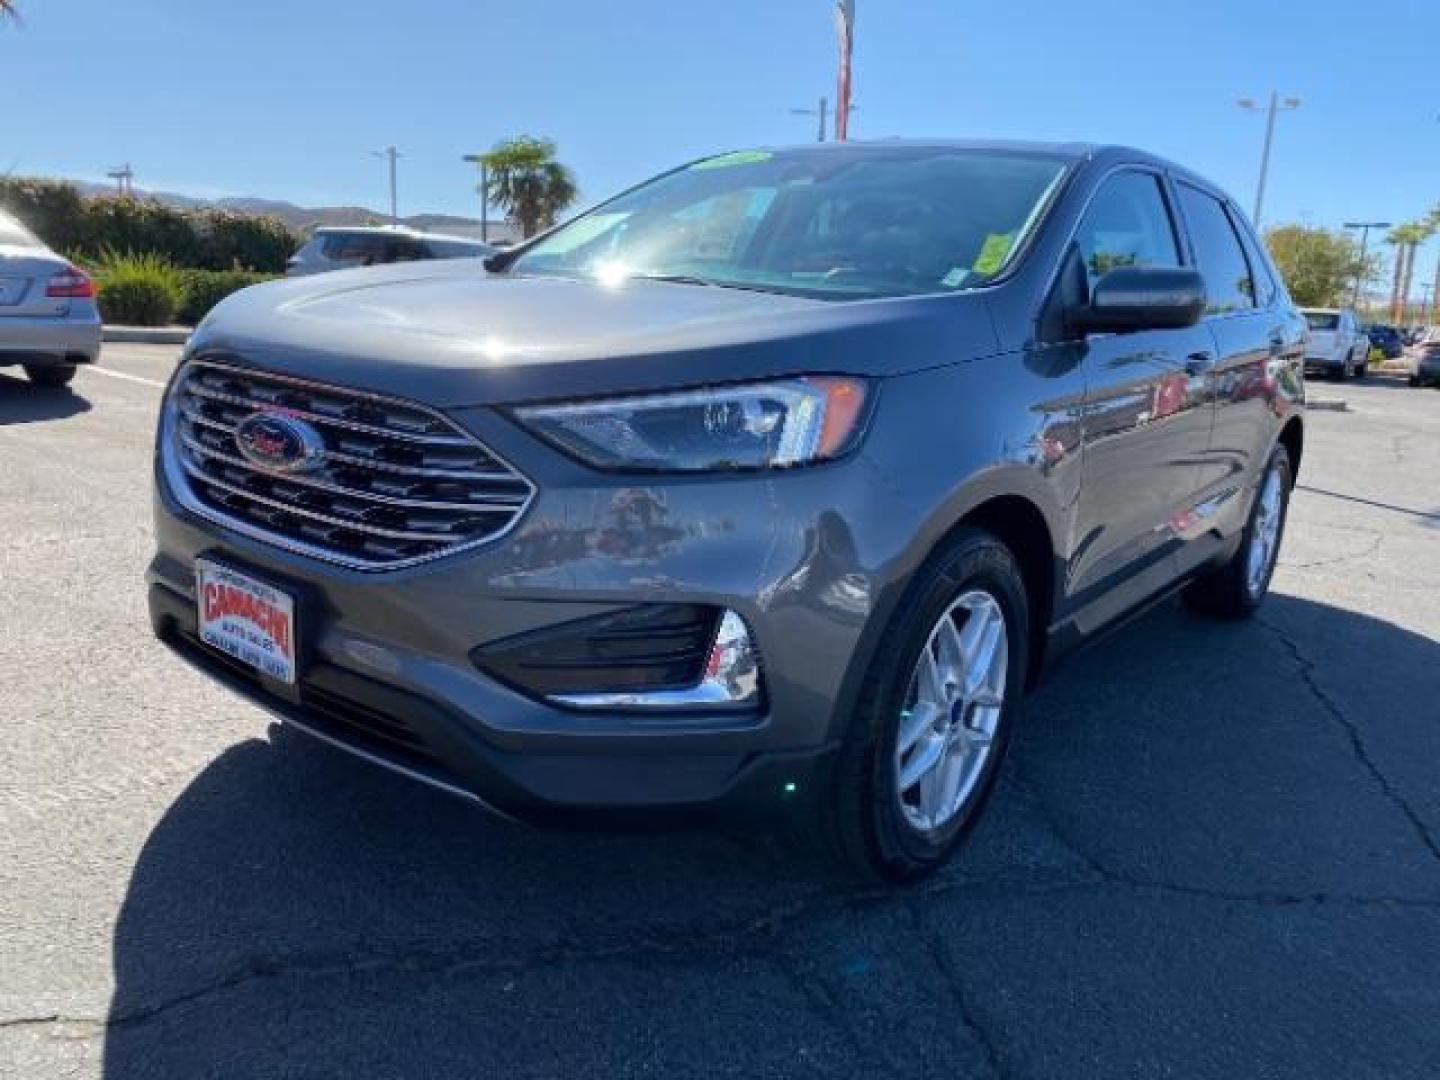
{"left": 832, "top": 482, "right": 1064, "bottom": 741}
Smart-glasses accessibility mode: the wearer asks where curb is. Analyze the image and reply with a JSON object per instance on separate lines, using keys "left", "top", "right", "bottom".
{"left": 102, "top": 325, "right": 191, "bottom": 345}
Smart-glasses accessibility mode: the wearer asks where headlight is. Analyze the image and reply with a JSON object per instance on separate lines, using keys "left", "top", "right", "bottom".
{"left": 512, "top": 376, "right": 870, "bottom": 472}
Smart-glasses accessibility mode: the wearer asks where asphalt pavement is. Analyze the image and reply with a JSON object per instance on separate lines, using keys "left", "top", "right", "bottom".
{"left": 3, "top": 347, "right": 1439, "bottom": 1079}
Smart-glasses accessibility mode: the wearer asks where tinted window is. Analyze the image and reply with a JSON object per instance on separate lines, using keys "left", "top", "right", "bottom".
{"left": 512, "top": 147, "right": 1069, "bottom": 299}
{"left": 1178, "top": 185, "right": 1255, "bottom": 314}
{"left": 322, "top": 233, "right": 389, "bottom": 261}
{"left": 1073, "top": 171, "right": 1180, "bottom": 287}
{"left": 1303, "top": 311, "right": 1340, "bottom": 331}
{"left": 1232, "top": 213, "right": 1278, "bottom": 305}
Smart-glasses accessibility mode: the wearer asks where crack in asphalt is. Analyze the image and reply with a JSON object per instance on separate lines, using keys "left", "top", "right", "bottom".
{"left": 1281, "top": 527, "right": 1384, "bottom": 570}
{"left": 1006, "top": 763, "right": 1440, "bottom": 910}
{"left": 1259, "top": 616, "right": 1440, "bottom": 866}
{"left": 905, "top": 901, "right": 1008, "bottom": 1079}
{"left": 7, "top": 848, "right": 1440, "bottom": 1043}
{"left": 773, "top": 951, "right": 896, "bottom": 1076}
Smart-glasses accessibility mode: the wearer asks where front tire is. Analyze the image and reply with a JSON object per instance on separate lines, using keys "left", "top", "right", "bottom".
{"left": 1185, "top": 443, "right": 1292, "bottom": 619}
{"left": 24, "top": 364, "right": 77, "bottom": 388}
{"left": 821, "top": 528, "right": 1029, "bottom": 881}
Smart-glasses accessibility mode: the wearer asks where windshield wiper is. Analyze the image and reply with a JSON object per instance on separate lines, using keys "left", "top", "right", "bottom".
{"left": 627, "top": 272, "right": 718, "bottom": 287}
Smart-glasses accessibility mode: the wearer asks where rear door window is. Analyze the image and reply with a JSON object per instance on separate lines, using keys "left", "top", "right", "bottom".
{"left": 1177, "top": 184, "right": 1256, "bottom": 315}
{"left": 1073, "top": 171, "right": 1181, "bottom": 287}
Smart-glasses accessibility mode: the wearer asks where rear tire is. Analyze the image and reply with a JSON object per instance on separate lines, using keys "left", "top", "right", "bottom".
{"left": 817, "top": 528, "right": 1029, "bottom": 882}
{"left": 24, "top": 364, "right": 77, "bottom": 388}
{"left": 1184, "top": 444, "right": 1291, "bottom": 619}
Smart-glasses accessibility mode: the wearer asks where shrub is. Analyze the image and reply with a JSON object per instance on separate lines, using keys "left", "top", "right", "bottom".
{"left": 92, "top": 250, "right": 184, "bottom": 326}
{"left": 192, "top": 209, "right": 296, "bottom": 273}
{"left": 177, "top": 268, "right": 276, "bottom": 325}
{"left": 81, "top": 197, "right": 200, "bottom": 267}
{"left": 0, "top": 177, "right": 87, "bottom": 252}
{"left": 0, "top": 177, "right": 298, "bottom": 272}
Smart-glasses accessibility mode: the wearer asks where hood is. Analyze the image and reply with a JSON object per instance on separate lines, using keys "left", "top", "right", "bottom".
{"left": 191, "top": 260, "right": 999, "bottom": 407}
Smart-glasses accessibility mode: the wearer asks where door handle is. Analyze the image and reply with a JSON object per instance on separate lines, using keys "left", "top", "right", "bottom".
{"left": 1184, "top": 352, "right": 1215, "bottom": 376}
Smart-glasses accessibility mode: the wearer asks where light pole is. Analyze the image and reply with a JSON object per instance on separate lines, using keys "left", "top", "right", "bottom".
{"left": 1344, "top": 221, "right": 1391, "bottom": 308}
{"left": 1237, "top": 93, "right": 1299, "bottom": 229}
{"left": 371, "top": 146, "right": 401, "bottom": 227}
{"left": 462, "top": 154, "right": 490, "bottom": 242}
{"left": 790, "top": 97, "right": 829, "bottom": 142}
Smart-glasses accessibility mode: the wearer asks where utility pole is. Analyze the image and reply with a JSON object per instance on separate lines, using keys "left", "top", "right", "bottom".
{"left": 371, "top": 146, "right": 401, "bottom": 227}
{"left": 462, "top": 154, "right": 490, "bottom": 243}
{"left": 105, "top": 164, "right": 134, "bottom": 197}
{"left": 1344, "top": 221, "right": 1391, "bottom": 308}
{"left": 1237, "top": 93, "right": 1299, "bottom": 228}
{"left": 834, "top": 0, "right": 855, "bottom": 141}
{"left": 790, "top": 97, "right": 829, "bottom": 142}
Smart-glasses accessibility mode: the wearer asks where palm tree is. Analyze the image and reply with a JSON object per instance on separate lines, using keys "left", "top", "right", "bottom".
{"left": 0, "top": 1, "right": 18, "bottom": 20}
{"left": 1385, "top": 223, "right": 1428, "bottom": 322}
{"left": 1391, "top": 220, "right": 1436, "bottom": 324}
{"left": 476, "top": 137, "right": 577, "bottom": 240}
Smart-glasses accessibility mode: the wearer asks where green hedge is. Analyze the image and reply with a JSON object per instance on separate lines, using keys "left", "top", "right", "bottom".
{"left": 0, "top": 177, "right": 298, "bottom": 273}
{"left": 92, "top": 251, "right": 184, "bottom": 326}
{"left": 176, "top": 269, "right": 276, "bottom": 325}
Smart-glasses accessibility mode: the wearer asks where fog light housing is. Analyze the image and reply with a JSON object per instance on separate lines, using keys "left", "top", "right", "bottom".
{"left": 471, "top": 605, "right": 763, "bottom": 713}
{"left": 553, "top": 610, "right": 762, "bottom": 711}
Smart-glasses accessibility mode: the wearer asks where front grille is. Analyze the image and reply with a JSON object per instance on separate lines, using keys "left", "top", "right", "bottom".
{"left": 167, "top": 359, "right": 534, "bottom": 569}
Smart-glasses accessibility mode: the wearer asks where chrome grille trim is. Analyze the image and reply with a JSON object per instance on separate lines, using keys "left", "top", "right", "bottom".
{"left": 162, "top": 358, "right": 536, "bottom": 570}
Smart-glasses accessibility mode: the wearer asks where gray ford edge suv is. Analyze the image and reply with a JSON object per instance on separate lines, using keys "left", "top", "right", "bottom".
{"left": 148, "top": 141, "right": 1305, "bottom": 879}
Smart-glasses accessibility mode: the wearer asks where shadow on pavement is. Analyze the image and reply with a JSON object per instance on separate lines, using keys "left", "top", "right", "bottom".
{"left": 102, "top": 593, "right": 1440, "bottom": 1078}
{"left": 0, "top": 372, "right": 92, "bottom": 425}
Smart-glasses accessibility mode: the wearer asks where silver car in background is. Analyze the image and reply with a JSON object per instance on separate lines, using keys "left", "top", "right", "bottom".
{"left": 0, "top": 210, "right": 101, "bottom": 387}
{"left": 285, "top": 227, "right": 494, "bottom": 277}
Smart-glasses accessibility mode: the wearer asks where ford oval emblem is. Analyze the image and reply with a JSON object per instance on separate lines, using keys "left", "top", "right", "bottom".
{"left": 234, "top": 411, "right": 327, "bottom": 474}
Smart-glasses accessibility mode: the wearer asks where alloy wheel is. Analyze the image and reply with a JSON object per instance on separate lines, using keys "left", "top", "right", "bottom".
{"left": 894, "top": 590, "right": 1008, "bottom": 833}
{"left": 1245, "top": 462, "right": 1284, "bottom": 596}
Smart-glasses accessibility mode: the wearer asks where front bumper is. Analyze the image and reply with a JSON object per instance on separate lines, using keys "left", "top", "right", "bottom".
{"left": 0, "top": 310, "right": 102, "bottom": 365}
{"left": 147, "top": 398, "right": 909, "bottom": 822}
{"left": 1303, "top": 355, "right": 1346, "bottom": 376}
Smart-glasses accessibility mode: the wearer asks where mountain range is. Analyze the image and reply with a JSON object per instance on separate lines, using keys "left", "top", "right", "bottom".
{"left": 68, "top": 178, "right": 494, "bottom": 236}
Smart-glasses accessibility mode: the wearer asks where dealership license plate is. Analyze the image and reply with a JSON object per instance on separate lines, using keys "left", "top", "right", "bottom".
{"left": 195, "top": 559, "right": 297, "bottom": 684}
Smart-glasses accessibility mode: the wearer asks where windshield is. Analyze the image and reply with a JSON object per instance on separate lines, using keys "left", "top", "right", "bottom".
{"left": 1303, "top": 311, "right": 1340, "bottom": 331}
{"left": 509, "top": 147, "right": 1068, "bottom": 300}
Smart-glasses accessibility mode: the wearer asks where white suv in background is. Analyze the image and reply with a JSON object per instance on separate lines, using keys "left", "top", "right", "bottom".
{"left": 285, "top": 227, "right": 494, "bottom": 277}
{"left": 1301, "top": 307, "right": 1368, "bottom": 380}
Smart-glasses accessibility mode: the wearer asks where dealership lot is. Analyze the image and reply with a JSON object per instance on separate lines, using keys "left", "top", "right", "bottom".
{"left": 3, "top": 346, "right": 1439, "bottom": 1078}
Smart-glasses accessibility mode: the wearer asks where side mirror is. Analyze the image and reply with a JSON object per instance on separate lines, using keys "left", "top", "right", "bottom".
{"left": 1070, "top": 266, "right": 1207, "bottom": 335}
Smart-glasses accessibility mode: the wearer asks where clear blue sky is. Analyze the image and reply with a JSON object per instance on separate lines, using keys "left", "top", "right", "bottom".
{"left": 4, "top": 0, "right": 1438, "bottom": 279}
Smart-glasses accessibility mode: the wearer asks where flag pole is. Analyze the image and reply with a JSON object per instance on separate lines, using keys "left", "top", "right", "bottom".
{"left": 834, "top": 0, "right": 855, "bottom": 141}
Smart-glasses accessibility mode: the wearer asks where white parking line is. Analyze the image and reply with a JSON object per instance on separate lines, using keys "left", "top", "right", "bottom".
{"left": 84, "top": 366, "right": 166, "bottom": 389}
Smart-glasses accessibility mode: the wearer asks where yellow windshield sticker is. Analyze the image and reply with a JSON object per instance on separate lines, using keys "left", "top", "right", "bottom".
{"left": 973, "top": 232, "right": 1017, "bottom": 275}
{"left": 691, "top": 150, "right": 774, "bottom": 171}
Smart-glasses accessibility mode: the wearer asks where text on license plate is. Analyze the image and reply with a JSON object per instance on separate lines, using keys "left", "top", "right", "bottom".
{"left": 195, "top": 559, "right": 297, "bottom": 684}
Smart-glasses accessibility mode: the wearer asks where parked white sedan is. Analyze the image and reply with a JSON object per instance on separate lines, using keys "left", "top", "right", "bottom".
{"left": 0, "top": 210, "right": 101, "bottom": 387}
